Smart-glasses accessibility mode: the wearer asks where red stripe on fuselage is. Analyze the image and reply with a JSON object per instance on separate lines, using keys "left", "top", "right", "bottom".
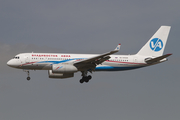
{"left": 106, "top": 60, "right": 146, "bottom": 65}
{"left": 20, "top": 61, "right": 37, "bottom": 66}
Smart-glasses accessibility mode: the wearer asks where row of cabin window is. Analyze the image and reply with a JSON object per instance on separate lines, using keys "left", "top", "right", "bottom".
{"left": 31, "top": 58, "right": 129, "bottom": 62}
{"left": 108, "top": 59, "right": 128, "bottom": 62}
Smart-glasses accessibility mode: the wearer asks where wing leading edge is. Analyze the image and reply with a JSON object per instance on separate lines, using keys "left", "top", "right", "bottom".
{"left": 74, "top": 44, "right": 121, "bottom": 67}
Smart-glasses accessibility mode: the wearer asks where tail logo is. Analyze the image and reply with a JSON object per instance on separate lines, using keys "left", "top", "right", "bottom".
{"left": 149, "top": 38, "right": 163, "bottom": 52}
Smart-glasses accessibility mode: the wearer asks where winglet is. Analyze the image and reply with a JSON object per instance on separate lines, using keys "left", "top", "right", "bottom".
{"left": 114, "top": 44, "right": 121, "bottom": 51}
{"left": 74, "top": 43, "right": 121, "bottom": 66}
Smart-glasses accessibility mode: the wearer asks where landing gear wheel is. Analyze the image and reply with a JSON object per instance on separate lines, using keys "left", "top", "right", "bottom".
{"left": 84, "top": 79, "right": 89, "bottom": 83}
{"left": 80, "top": 71, "right": 93, "bottom": 84}
{"left": 87, "top": 75, "right": 92, "bottom": 80}
{"left": 27, "top": 77, "right": 31, "bottom": 81}
{"left": 80, "top": 79, "right": 84, "bottom": 83}
{"left": 24, "top": 70, "right": 31, "bottom": 81}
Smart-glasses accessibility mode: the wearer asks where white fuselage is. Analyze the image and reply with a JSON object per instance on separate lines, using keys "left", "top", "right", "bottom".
{"left": 6, "top": 26, "right": 171, "bottom": 82}
{"left": 7, "top": 53, "right": 149, "bottom": 71}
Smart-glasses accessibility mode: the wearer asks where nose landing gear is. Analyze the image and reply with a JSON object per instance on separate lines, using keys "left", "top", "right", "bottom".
{"left": 27, "top": 76, "right": 30, "bottom": 81}
{"left": 23, "top": 70, "right": 31, "bottom": 81}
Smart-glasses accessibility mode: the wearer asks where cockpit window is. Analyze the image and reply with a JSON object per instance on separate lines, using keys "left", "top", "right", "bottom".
{"left": 13, "top": 56, "right": 20, "bottom": 59}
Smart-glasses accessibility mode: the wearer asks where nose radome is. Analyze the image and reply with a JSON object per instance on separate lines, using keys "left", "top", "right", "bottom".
{"left": 7, "top": 60, "right": 11, "bottom": 66}
{"left": 7, "top": 59, "right": 21, "bottom": 68}
{"left": 7, "top": 59, "right": 15, "bottom": 67}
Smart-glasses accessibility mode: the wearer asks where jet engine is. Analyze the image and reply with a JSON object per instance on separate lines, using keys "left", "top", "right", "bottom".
{"left": 52, "top": 64, "right": 78, "bottom": 73}
{"left": 48, "top": 70, "right": 74, "bottom": 79}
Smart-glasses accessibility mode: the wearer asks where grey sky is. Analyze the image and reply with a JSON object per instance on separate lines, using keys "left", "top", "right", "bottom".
{"left": 0, "top": 0, "right": 180, "bottom": 120}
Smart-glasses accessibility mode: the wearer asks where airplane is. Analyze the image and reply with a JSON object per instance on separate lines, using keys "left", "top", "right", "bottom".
{"left": 7, "top": 26, "right": 172, "bottom": 83}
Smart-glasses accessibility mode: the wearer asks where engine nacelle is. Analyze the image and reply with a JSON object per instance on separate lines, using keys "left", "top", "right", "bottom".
{"left": 52, "top": 64, "right": 78, "bottom": 73}
{"left": 48, "top": 70, "right": 74, "bottom": 79}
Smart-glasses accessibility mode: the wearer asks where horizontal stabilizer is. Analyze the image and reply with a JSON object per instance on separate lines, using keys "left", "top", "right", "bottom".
{"left": 145, "top": 54, "right": 172, "bottom": 64}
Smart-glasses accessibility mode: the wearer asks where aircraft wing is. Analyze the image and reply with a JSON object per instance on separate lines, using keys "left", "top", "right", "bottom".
{"left": 74, "top": 44, "right": 121, "bottom": 68}
{"left": 145, "top": 54, "right": 172, "bottom": 64}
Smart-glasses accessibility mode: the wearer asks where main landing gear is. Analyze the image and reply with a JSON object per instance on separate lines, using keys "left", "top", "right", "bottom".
{"left": 23, "top": 70, "right": 31, "bottom": 81}
{"left": 79, "top": 71, "right": 92, "bottom": 83}
{"left": 80, "top": 75, "right": 92, "bottom": 83}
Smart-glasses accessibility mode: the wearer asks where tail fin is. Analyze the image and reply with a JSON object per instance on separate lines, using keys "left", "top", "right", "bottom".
{"left": 137, "top": 26, "right": 171, "bottom": 57}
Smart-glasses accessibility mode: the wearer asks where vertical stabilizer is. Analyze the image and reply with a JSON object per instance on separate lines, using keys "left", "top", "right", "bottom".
{"left": 137, "top": 26, "right": 171, "bottom": 56}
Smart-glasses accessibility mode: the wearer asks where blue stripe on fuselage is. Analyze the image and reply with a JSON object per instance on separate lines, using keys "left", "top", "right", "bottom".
{"left": 37, "top": 60, "right": 70, "bottom": 64}
{"left": 95, "top": 66, "right": 143, "bottom": 71}
{"left": 37, "top": 58, "right": 86, "bottom": 64}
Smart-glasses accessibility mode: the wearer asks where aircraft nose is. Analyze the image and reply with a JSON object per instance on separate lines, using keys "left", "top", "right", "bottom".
{"left": 7, "top": 60, "right": 12, "bottom": 66}
{"left": 7, "top": 59, "right": 16, "bottom": 67}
